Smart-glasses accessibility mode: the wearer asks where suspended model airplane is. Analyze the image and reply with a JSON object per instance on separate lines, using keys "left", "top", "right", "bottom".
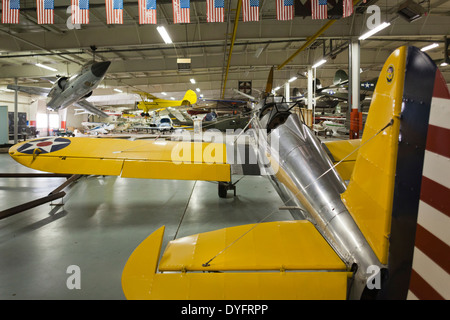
{"left": 135, "top": 90, "right": 197, "bottom": 117}
{"left": 8, "top": 47, "right": 449, "bottom": 300}
{"left": 7, "top": 61, "right": 111, "bottom": 118}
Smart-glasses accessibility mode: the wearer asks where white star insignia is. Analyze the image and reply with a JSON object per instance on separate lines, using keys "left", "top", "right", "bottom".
{"left": 17, "top": 138, "right": 71, "bottom": 154}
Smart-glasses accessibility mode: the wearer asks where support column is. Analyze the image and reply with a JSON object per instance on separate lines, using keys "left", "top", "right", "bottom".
{"left": 285, "top": 81, "right": 290, "bottom": 103}
{"left": 307, "top": 67, "right": 313, "bottom": 110}
{"left": 349, "top": 39, "right": 362, "bottom": 139}
{"left": 14, "top": 77, "right": 18, "bottom": 144}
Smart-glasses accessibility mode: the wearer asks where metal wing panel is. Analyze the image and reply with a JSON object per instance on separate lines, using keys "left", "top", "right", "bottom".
{"left": 74, "top": 100, "right": 109, "bottom": 117}
{"left": 6, "top": 85, "right": 51, "bottom": 96}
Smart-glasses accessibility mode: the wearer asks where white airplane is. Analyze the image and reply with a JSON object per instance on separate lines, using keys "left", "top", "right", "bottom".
{"left": 83, "top": 122, "right": 115, "bottom": 135}
{"left": 8, "top": 61, "right": 111, "bottom": 117}
{"left": 321, "top": 117, "right": 347, "bottom": 137}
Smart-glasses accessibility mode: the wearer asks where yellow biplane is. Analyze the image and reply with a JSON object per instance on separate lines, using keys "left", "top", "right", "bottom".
{"left": 8, "top": 47, "right": 450, "bottom": 300}
{"left": 135, "top": 89, "right": 197, "bottom": 117}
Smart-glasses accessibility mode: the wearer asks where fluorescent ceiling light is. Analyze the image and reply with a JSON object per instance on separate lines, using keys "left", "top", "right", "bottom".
{"left": 200, "top": 94, "right": 204, "bottom": 98}
{"left": 196, "top": 88, "right": 200, "bottom": 92}
{"left": 35, "top": 63, "right": 57, "bottom": 72}
{"left": 421, "top": 43, "right": 439, "bottom": 52}
{"left": 170, "top": 97, "right": 175, "bottom": 100}
{"left": 274, "top": 87, "right": 281, "bottom": 91}
{"left": 161, "top": 92, "right": 167, "bottom": 95}
{"left": 113, "top": 88, "right": 123, "bottom": 93}
{"left": 288, "top": 77, "right": 297, "bottom": 83}
{"left": 157, "top": 26, "right": 173, "bottom": 44}
{"left": 190, "top": 78, "right": 196, "bottom": 84}
{"left": 359, "top": 22, "right": 391, "bottom": 40}
{"left": 312, "top": 59, "right": 327, "bottom": 69}
{"left": 441, "top": 62, "right": 448, "bottom": 67}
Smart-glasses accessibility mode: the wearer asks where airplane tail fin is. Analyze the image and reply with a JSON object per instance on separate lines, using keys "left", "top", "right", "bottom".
{"left": 265, "top": 66, "right": 274, "bottom": 95}
{"left": 341, "top": 46, "right": 450, "bottom": 299}
{"left": 181, "top": 89, "right": 197, "bottom": 106}
{"left": 333, "top": 69, "right": 348, "bottom": 85}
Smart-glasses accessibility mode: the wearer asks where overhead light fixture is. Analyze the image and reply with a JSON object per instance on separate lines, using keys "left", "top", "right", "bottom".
{"left": 157, "top": 26, "right": 173, "bottom": 44}
{"left": 421, "top": 43, "right": 439, "bottom": 52}
{"left": 196, "top": 88, "right": 200, "bottom": 92}
{"left": 396, "top": 0, "right": 426, "bottom": 23}
{"left": 274, "top": 87, "right": 281, "bottom": 91}
{"left": 359, "top": 22, "right": 391, "bottom": 41}
{"left": 190, "top": 78, "right": 196, "bottom": 84}
{"left": 161, "top": 92, "right": 167, "bottom": 95}
{"left": 441, "top": 62, "right": 448, "bottom": 67}
{"left": 177, "top": 58, "right": 191, "bottom": 72}
{"left": 200, "top": 94, "right": 204, "bottom": 98}
{"left": 113, "top": 88, "right": 123, "bottom": 93}
{"left": 35, "top": 63, "right": 57, "bottom": 72}
{"left": 312, "top": 59, "right": 327, "bottom": 69}
{"left": 288, "top": 77, "right": 297, "bottom": 83}
{"left": 170, "top": 97, "right": 175, "bottom": 100}
{"left": 254, "top": 47, "right": 264, "bottom": 59}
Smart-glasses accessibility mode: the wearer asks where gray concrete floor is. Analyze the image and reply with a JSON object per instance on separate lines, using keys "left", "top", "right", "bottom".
{"left": 0, "top": 152, "right": 293, "bottom": 300}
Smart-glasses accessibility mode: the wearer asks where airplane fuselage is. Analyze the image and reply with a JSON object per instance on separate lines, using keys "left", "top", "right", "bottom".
{"left": 46, "top": 61, "right": 111, "bottom": 111}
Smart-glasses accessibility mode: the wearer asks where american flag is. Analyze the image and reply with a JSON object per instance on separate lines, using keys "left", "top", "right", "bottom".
{"left": 37, "top": 0, "right": 54, "bottom": 24}
{"left": 106, "top": 0, "right": 123, "bottom": 24}
{"left": 173, "top": 0, "right": 190, "bottom": 24}
{"left": 343, "top": 0, "right": 354, "bottom": 18}
{"left": 242, "top": 0, "right": 259, "bottom": 22}
{"left": 276, "top": 0, "right": 293, "bottom": 21}
{"left": 207, "top": 0, "right": 224, "bottom": 23}
{"left": 72, "top": 0, "right": 89, "bottom": 24}
{"left": 2, "top": 0, "right": 20, "bottom": 24}
{"left": 139, "top": 0, "right": 157, "bottom": 24}
{"left": 311, "top": 0, "right": 328, "bottom": 20}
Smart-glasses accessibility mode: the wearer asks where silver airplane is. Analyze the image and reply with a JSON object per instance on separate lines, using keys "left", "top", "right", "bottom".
{"left": 7, "top": 61, "right": 111, "bottom": 118}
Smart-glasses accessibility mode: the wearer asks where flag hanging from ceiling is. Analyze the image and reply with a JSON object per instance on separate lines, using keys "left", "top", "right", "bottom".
{"left": 37, "top": 0, "right": 54, "bottom": 24}
{"left": 106, "top": 0, "right": 123, "bottom": 24}
{"left": 2, "top": 0, "right": 20, "bottom": 24}
{"left": 139, "top": 0, "right": 157, "bottom": 24}
{"left": 343, "top": 0, "right": 354, "bottom": 18}
{"left": 173, "top": 0, "right": 190, "bottom": 24}
{"left": 242, "top": 0, "right": 259, "bottom": 22}
{"left": 276, "top": 0, "right": 294, "bottom": 21}
{"left": 207, "top": 0, "right": 224, "bottom": 23}
{"left": 311, "top": 0, "right": 328, "bottom": 20}
{"left": 72, "top": 0, "right": 90, "bottom": 24}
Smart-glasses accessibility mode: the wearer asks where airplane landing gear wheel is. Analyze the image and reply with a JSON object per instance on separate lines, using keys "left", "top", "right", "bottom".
{"left": 218, "top": 182, "right": 236, "bottom": 198}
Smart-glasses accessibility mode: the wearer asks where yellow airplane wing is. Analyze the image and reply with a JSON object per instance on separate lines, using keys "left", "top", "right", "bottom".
{"left": 322, "top": 139, "right": 361, "bottom": 181}
{"left": 8, "top": 137, "right": 230, "bottom": 182}
{"left": 136, "top": 90, "right": 197, "bottom": 114}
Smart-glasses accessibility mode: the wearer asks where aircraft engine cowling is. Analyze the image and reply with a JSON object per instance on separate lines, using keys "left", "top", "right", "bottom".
{"left": 57, "top": 77, "right": 69, "bottom": 90}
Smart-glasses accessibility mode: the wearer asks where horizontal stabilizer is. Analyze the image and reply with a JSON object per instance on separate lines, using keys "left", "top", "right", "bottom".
{"left": 122, "top": 221, "right": 350, "bottom": 300}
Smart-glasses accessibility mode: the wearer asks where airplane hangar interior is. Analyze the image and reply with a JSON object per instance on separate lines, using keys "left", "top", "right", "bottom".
{"left": 0, "top": 0, "right": 449, "bottom": 302}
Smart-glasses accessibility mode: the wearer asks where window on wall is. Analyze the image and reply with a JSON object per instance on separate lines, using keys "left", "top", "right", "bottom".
{"left": 36, "top": 113, "right": 47, "bottom": 129}
{"left": 49, "top": 114, "right": 59, "bottom": 129}
{"left": 36, "top": 113, "right": 60, "bottom": 129}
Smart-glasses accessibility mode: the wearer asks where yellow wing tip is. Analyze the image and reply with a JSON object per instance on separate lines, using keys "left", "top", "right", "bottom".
{"left": 122, "top": 225, "right": 165, "bottom": 300}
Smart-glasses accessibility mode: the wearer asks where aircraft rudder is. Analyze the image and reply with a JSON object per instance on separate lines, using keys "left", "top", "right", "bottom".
{"left": 183, "top": 89, "right": 197, "bottom": 105}
{"left": 342, "top": 46, "right": 448, "bottom": 299}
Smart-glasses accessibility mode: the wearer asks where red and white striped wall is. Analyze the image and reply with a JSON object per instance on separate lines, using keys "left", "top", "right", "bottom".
{"left": 408, "top": 72, "right": 450, "bottom": 300}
